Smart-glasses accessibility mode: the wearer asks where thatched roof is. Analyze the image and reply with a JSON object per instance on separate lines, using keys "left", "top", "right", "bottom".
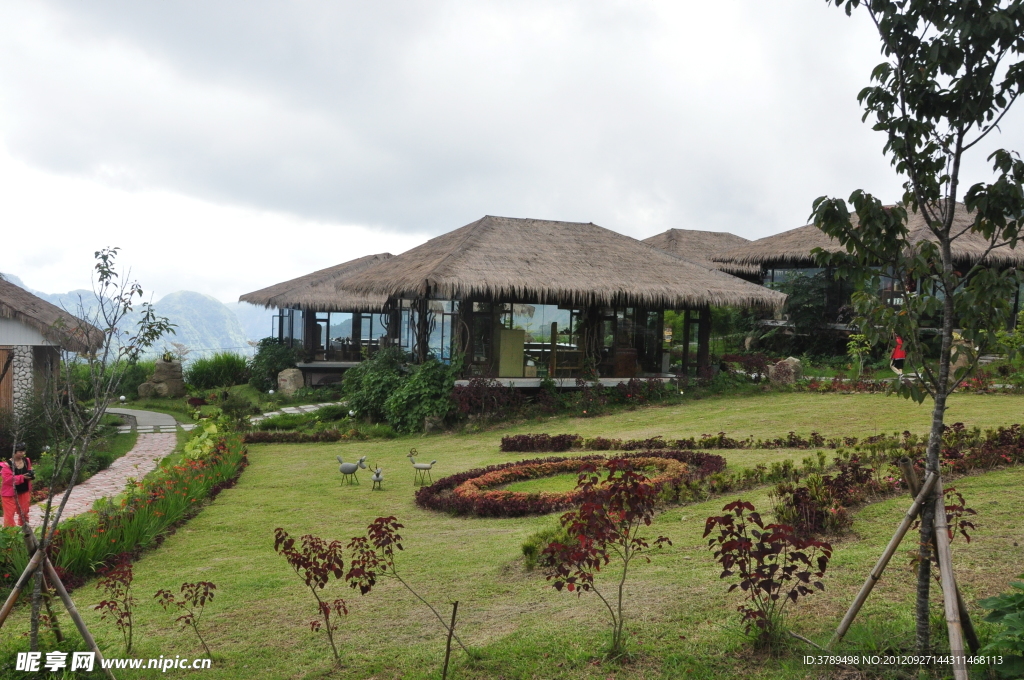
{"left": 643, "top": 229, "right": 761, "bottom": 276}
{"left": 0, "top": 278, "right": 103, "bottom": 352}
{"left": 716, "top": 203, "right": 1024, "bottom": 269}
{"left": 340, "top": 216, "right": 786, "bottom": 309}
{"left": 238, "top": 253, "right": 394, "bottom": 312}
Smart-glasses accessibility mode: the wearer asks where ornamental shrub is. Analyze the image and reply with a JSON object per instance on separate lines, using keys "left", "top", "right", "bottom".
{"left": 704, "top": 500, "right": 832, "bottom": 650}
{"left": 383, "top": 357, "right": 457, "bottom": 433}
{"left": 343, "top": 347, "right": 408, "bottom": 422}
{"left": 248, "top": 337, "right": 302, "bottom": 392}
{"left": 978, "top": 573, "right": 1024, "bottom": 678}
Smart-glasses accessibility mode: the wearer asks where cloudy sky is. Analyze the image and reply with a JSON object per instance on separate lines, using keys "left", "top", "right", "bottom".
{"left": 2, "top": 1, "right": 1021, "bottom": 303}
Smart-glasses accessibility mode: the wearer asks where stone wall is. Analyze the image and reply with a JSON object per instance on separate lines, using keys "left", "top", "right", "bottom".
{"left": 10, "top": 345, "right": 33, "bottom": 416}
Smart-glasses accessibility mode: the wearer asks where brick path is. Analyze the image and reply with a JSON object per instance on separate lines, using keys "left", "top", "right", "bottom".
{"left": 25, "top": 433, "right": 177, "bottom": 526}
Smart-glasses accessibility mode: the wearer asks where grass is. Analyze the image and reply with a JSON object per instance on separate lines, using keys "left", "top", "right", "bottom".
{"left": 2, "top": 391, "right": 1024, "bottom": 679}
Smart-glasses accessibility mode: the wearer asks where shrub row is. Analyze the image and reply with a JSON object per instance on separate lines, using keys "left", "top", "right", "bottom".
{"left": 501, "top": 431, "right": 850, "bottom": 452}
{"left": 769, "top": 423, "right": 1024, "bottom": 537}
{"left": 415, "top": 450, "right": 727, "bottom": 517}
{"left": 0, "top": 435, "right": 249, "bottom": 590}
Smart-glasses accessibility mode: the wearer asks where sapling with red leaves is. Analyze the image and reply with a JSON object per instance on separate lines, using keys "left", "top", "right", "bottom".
{"left": 273, "top": 528, "right": 348, "bottom": 665}
{"left": 704, "top": 500, "right": 832, "bottom": 650}
{"left": 540, "top": 459, "right": 671, "bottom": 657}
{"left": 347, "top": 516, "right": 469, "bottom": 654}
{"left": 154, "top": 581, "right": 217, "bottom": 658}
{"left": 94, "top": 554, "right": 137, "bottom": 655}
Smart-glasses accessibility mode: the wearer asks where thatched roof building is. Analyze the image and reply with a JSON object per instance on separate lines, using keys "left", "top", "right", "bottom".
{"left": 716, "top": 204, "right": 1024, "bottom": 269}
{"left": 643, "top": 229, "right": 761, "bottom": 276}
{"left": 341, "top": 216, "right": 785, "bottom": 309}
{"left": 0, "top": 278, "right": 102, "bottom": 353}
{"left": 238, "top": 253, "right": 393, "bottom": 312}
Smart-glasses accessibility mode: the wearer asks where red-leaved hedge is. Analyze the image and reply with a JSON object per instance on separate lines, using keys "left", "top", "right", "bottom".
{"left": 415, "top": 450, "right": 727, "bottom": 517}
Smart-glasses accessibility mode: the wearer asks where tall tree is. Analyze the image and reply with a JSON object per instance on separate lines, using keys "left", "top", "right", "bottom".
{"left": 814, "top": 0, "right": 1024, "bottom": 655}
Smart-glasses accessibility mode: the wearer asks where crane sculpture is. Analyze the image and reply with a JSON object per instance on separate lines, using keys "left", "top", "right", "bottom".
{"left": 337, "top": 455, "right": 368, "bottom": 485}
{"left": 406, "top": 448, "right": 437, "bottom": 486}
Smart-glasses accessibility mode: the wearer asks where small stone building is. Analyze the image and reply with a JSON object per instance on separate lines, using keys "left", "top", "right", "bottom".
{"left": 0, "top": 278, "right": 101, "bottom": 416}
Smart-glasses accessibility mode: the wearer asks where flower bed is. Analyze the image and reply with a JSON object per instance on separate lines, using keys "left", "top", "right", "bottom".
{"left": 0, "top": 435, "right": 249, "bottom": 590}
{"left": 415, "top": 450, "right": 727, "bottom": 517}
{"left": 501, "top": 431, "right": 841, "bottom": 452}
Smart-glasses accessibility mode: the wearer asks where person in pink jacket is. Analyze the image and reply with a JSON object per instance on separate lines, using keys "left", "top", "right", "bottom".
{"left": 1, "top": 442, "right": 34, "bottom": 527}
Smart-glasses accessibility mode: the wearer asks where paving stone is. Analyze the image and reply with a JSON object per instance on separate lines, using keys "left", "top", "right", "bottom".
{"left": 27, "top": 432, "right": 177, "bottom": 526}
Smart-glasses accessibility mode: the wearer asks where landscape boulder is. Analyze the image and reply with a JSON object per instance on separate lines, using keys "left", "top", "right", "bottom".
{"left": 137, "top": 359, "right": 186, "bottom": 399}
{"left": 769, "top": 357, "right": 803, "bottom": 385}
{"left": 277, "top": 368, "right": 305, "bottom": 396}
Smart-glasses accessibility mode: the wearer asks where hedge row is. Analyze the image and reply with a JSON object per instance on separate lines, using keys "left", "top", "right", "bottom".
{"left": 415, "top": 450, "right": 727, "bottom": 517}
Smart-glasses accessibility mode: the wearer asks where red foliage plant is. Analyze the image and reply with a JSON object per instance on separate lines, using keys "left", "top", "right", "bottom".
{"left": 154, "top": 581, "right": 217, "bottom": 658}
{"left": 347, "top": 516, "right": 468, "bottom": 654}
{"left": 704, "top": 500, "right": 832, "bottom": 649}
{"left": 94, "top": 553, "right": 137, "bottom": 654}
{"left": 273, "top": 528, "right": 348, "bottom": 665}
{"left": 541, "top": 459, "right": 671, "bottom": 657}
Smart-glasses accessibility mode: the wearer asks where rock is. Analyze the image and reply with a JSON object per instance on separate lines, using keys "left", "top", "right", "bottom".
{"left": 277, "top": 368, "right": 305, "bottom": 396}
{"left": 151, "top": 359, "right": 183, "bottom": 383}
{"left": 424, "top": 415, "right": 444, "bottom": 433}
{"left": 154, "top": 379, "right": 187, "bottom": 398}
{"left": 782, "top": 357, "right": 803, "bottom": 381}
{"left": 137, "top": 382, "right": 156, "bottom": 399}
{"left": 769, "top": 361, "right": 797, "bottom": 385}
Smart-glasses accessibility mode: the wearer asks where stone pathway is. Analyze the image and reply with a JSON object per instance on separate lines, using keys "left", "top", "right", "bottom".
{"left": 107, "top": 407, "right": 196, "bottom": 433}
{"left": 249, "top": 402, "right": 344, "bottom": 425}
{"left": 25, "top": 432, "right": 177, "bottom": 527}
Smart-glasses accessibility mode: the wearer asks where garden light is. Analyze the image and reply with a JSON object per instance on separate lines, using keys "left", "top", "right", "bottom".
{"left": 119, "top": 395, "right": 126, "bottom": 403}
{"left": 268, "top": 389, "right": 275, "bottom": 395}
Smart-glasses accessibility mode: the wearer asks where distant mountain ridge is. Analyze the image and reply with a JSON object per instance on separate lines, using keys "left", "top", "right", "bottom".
{"left": 1, "top": 272, "right": 275, "bottom": 357}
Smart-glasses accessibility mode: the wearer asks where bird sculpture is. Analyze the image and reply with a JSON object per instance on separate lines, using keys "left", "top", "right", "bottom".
{"left": 337, "top": 455, "right": 368, "bottom": 485}
{"left": 371, "top": 465, "right": 384, "bottom": 491}
{"left": 406, "top": 448, "right": 437, "bottom": 486}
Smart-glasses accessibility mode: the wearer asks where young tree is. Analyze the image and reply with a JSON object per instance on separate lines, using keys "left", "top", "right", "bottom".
{"left": 815, "top": 0, "right": 1024, "bottom": 655}
{"left": 16, "top": 247, "right": 172, "bottom": 652}
{"left": 540, "top": 459, "right": 671, "bottom": 658}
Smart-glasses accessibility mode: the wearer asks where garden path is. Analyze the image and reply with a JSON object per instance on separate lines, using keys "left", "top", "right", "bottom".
{"left": 27, "top": 432, "right": 177, "bottom": 526}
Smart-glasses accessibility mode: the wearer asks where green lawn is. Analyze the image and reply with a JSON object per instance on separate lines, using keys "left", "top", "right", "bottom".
{"left": 3, "top": 391, "right": 1024, "bottom": 679}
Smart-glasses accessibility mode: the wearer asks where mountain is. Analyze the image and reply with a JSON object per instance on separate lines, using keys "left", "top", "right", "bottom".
{"left": 152, "top": 291, "right": 251, "bottom": 355}
{"left": 1, "top": 273, "right": 276, "bottom": 356}
{"left": 223, "top": 301, "right": 277, "bottom": 342}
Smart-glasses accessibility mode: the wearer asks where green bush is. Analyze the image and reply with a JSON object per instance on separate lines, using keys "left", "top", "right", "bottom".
{"left": 979, "top": 573, "right": 1024, "bottom": 677}
{"left": 248, "top": 338, "right": 302, "bottom": 393}
{"left": 314, "top": 405, "right": 350, "bottom": 421}
{"left": 383, "top": 358, "right": 457, "bottom": 433}
{"left": 185, "top": 352, "right": 249, "bottom": 390}
{"left": 255, "top": 413, "right": 311, "bottom": 431}
{"left": 521, "top": 524, "right": 569, "bottom": 571}
{"left": 66, "top": 359, "right": 155, "bottom": 401}
{"left": 343, "top": 347, "right": 408, "bottom": 422}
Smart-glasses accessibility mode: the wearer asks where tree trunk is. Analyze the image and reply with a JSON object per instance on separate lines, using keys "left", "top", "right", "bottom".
{"left": 916, "top": 233, "right": 957, "bottom": 655}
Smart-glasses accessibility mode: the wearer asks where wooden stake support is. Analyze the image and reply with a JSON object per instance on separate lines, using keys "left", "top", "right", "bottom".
{"left": 831, "top": 471, "right": 938, "bottom": 645}
{"left": 899, "top": 460, "right": 979, "bottom": 654}
{"left": 441, "top": 601, "right": 459, "bottom": 680}
{"left": 933, "top": 480, "right": 968, "bottom": 680}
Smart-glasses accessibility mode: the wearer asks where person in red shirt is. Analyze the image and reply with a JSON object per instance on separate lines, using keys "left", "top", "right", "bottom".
{"left": 1, "top": 442, "right": 34, "bottom": 527}
{"left": 890, "top": 335, "right": 906, "bottom": 377}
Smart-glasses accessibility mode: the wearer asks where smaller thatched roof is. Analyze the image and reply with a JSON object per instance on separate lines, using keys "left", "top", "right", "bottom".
{"left": 643, "top": 229, "right": 761, "bottom": 276}
{"left": 340, "top": 216, "right": 786, "bottom": 310}
{"left": 238, "top": 253, "right": 394, "bottom": 312}
{"left": 0, "top": 278, "right": 103, "bottom": 352}
{"left": 716, "top": 203, "right": 1024, "bottom": 269}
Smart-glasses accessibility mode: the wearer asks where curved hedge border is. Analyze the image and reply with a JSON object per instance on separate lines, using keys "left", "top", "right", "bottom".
{"left": 415, "top": 450, "right": 727, "bottom": 517}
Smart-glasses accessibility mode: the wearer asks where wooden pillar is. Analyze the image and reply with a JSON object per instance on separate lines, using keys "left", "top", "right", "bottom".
{"left": 681, "top": 309, "right": 692, "bottom": 376}
{"left": 696, "top": 306, "right": 711, "bottom": 375}
{"left": 303, "top": 309, "right": 317, "bottom": 355}
{"left": 549, "top": 322, "right": 558, "bottom": 376}
{"left": 416, "top": 297, "right": 429, "bottom": 363}
{"left": 351, "top": 313, "right": 363, "bottom": 357}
